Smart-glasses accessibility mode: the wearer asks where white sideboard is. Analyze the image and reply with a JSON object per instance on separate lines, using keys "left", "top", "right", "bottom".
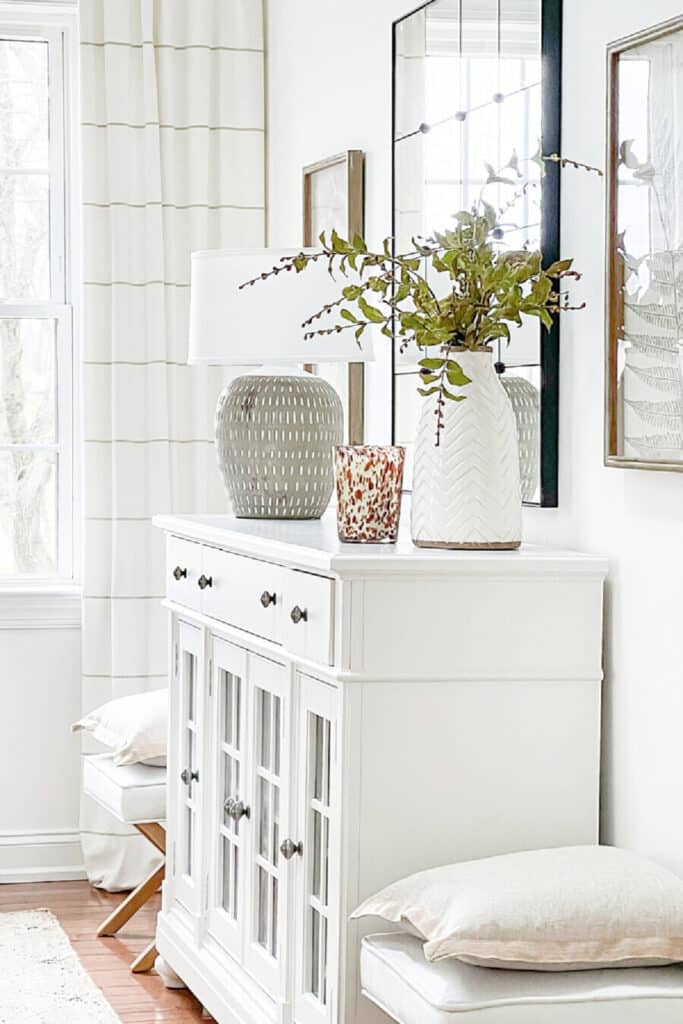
{"left": 153, "top": 512, "right": 607, "bottom": 1024}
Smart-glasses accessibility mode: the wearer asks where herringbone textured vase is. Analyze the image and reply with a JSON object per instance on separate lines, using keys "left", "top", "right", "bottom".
{"left": 411, "top": 351, "right": 522, "bottom": 549}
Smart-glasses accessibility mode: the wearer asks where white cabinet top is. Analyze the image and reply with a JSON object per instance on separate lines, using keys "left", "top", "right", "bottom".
{"left": 153, "top": 508, "right": 608, "bottom": 580}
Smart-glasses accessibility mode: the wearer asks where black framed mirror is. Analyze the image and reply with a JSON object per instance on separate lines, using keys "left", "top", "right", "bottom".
{"left": 392, "top": 0, "right": 562, "bottom": 506}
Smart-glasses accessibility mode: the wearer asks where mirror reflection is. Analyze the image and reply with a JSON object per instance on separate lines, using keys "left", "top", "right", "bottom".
{"left": 393, "top": 0, "right": 549, "bottom": 503}
{"left": 608, "top": 22, "right": 683, "bottom": 468}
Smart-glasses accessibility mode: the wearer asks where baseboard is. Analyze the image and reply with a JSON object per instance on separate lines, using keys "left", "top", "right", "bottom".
{"left": 0, "top": 829, "right": 87, "bottom": 883}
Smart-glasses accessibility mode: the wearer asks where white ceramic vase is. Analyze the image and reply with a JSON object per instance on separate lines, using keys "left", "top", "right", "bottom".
{"left": 411, "top": 349, "right": 522, "bottom": 549}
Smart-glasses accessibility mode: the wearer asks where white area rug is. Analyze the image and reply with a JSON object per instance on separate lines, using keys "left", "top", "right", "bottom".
{"left": 0, "top": 910, "right": 120, "bottom": 1023}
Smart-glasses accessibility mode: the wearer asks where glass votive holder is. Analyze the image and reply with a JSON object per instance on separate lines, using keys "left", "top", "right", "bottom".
{"left": 334, "top": 445, "right": 405, "bottom": 543}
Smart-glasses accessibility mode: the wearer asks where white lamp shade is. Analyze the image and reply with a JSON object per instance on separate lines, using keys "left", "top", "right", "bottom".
{"left": 188, "top": 248, "right": 376, "bottom": 366}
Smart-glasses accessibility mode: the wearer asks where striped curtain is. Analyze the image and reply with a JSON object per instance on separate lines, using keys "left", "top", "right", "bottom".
{"left": 79, "top": 0, "right": 265, "bottom": 889}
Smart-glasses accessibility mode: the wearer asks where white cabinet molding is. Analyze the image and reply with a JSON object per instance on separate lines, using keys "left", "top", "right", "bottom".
{"left": 154, "top": 511, "right": 607, "bottom": 1024}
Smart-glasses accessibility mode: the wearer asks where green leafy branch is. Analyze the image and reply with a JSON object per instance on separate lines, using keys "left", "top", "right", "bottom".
{"left": 242, "top": 154, "right": 594, "bottom": 443}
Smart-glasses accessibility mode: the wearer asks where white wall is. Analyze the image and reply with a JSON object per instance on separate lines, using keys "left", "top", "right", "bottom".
{"left": 524, "top": 0, "right": 683, "bottom": 875}
{"left": 0, "top": 620, "right": 84, "bottom": 881}
{"left": 267, "top": 0, "right": 683, "bottom": 874}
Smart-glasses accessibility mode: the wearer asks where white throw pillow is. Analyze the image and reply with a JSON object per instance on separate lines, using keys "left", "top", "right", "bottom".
{"left": 352, "top": 845, "right": 683, "bottom": 971}
{"left": 72, "top": 689, "right": 168, "bottom": 767}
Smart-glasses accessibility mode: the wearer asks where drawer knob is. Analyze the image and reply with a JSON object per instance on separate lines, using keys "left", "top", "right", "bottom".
{"left": 198, "top": 574, "right": 213, "bottom": 590}
{"left": 180, "top": 768, "right": 199, "bottom": 786}
{"left": 290, "top": 605, "right": 308, "bottom": 625}
{"left": 224, "top": 797, "right": 251, "bottom": 822}
{"left": 280, "top": 838, "right": 303, "bottom": 860}
{"left": 172, "top": 565, "right": 187, "bottom": 581}
{"left": 260, "top": 590, "right": 277, "bottom": 609}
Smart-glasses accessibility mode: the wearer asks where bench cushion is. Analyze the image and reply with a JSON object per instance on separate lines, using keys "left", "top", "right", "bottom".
{"left": 360, "top": 933, "right": 683, "bottom": 1024}
{"left": 83, "top": 753, "right": 166, "bottom": 824}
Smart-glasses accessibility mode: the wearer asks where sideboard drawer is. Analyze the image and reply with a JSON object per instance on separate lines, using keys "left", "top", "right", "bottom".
{"left": 167, "top": 537, "right": 203, "bottom": 611}
{"left": 201, "top": 547, "right": 284, "bottom": 644}
{"left": 283, "top": 569, "right": 334, "bottom": 665}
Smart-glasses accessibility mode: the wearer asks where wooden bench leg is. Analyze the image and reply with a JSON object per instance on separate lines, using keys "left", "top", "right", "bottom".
{"left": 131, "top": 939, "right": 158, "bottom": 974}
{"left": 97, "top": 862, "right": 165, "bottom": 937}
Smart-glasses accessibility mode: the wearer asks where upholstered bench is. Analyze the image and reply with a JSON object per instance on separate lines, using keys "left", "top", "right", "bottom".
{"left": 360, "top": 933, "right": 683, "bottom": 1024}
{"left": 83, "top": 753, "right": 166, "bottom": 973}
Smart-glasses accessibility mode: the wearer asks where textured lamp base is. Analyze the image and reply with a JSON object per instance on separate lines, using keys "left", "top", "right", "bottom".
{"left": 216, "top": 374, "right": 344, "bottom": 519}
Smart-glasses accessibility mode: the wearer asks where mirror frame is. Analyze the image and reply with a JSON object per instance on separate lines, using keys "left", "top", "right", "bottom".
{"left": 604, "top": 14, "right": 683, "bottom": 473}
{"left": 391, "top": 0, "right": 563, "bottom": 507}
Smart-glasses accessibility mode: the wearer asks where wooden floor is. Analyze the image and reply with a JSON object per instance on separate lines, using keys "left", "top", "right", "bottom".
{"left": 0, "top": 879, "right": 207, "bottom": 1023}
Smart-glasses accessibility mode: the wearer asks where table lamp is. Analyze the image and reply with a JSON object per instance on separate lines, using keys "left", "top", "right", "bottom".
{"left": 188, "top": 248, "right": 374, "bottom": 520}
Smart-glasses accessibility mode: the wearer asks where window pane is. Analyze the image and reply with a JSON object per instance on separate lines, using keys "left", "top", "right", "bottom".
{"left": 0, "top": 172, "right": 50, "bottom": 299}
{"left": 0, "top": 39, "right": 49, "bottom": 169}
{"left": 0, "top": 449, "right": 56, "bottom": 575}
{"left": 0, "top": 318, "right": 56, "bottom": 443}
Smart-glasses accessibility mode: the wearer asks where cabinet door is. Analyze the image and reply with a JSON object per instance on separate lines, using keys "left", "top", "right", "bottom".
{"left": 205, "top": 637, "right": 249, "bottom": 959}
{"left": 293, "top": 676, "right": 339, "bottom": 1024}
{"left": 170, "top": 619, "right": 204, "bottom": 917}
{"left": 243, "top": 654, "right": 291, "bottom": 1000}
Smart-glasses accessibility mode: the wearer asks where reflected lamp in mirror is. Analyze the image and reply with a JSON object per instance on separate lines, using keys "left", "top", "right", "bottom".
{"left": 188, "top": 249, "right": 374, "bottom": 519}
{"left": 605, "top": 15, "right": 683, "bottom": 471}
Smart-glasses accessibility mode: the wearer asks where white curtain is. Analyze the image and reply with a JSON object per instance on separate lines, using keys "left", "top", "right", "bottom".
{"left": 79, "top": 0, "right": 265, "bottom": 890}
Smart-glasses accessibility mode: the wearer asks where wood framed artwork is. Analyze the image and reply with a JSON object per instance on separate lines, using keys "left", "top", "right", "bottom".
{"left": 605, "top": 15, "right": 683, "bottom": 471}
{"left": 303, "top": 150, "right": 365, "bottom": 444}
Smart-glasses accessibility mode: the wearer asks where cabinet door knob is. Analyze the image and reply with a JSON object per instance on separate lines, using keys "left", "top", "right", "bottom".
{"left": 224, "top": 797, "right": 251, "bottom": 821}
{"left": 290, "top": 605, "right": 308, "bottom": 625}
{"left": 180, "top": 768, "right": 199, "bottom": 786}
{"left": 260, "top": 590, "right": 277, "bottom": 609}
{"left": 172, "top": 565, "right": 187, "bottom": 581}
{"left": 197, "top": 574, "right": 213, "bottom": 590}
{"left": 280, "top": 838, "right": 303, "bottom": 860}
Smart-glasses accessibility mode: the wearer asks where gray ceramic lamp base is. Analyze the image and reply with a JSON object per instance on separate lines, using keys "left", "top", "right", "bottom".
{"left": 215, "top": 374, "right": 344, "bottom": 519}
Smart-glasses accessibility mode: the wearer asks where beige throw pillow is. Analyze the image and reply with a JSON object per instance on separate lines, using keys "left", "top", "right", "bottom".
{"left": 352, "top": 845, "right": 683, "bottom": 970}
{"left": 73, "top": 689, "right": 168, "bottom": 767}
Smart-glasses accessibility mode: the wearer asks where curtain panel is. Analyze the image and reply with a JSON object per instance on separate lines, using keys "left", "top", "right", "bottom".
{"left": 79, "top": 0, "right": 265, "bottom": 889}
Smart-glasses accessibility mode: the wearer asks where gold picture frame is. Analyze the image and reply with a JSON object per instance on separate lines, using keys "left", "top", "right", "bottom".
{"left": 605, "top": 14, "right": 683, "bottom": 471}
{"left": 303, "top": 150, "right": 366, "bottom": 445}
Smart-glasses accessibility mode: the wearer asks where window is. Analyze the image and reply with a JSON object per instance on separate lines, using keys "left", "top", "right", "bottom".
{"left": 0, "top": 10, "right": 77, "bottom": 583}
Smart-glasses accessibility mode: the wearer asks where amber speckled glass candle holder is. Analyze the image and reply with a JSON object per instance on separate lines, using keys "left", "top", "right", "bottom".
{"left": 334, "top": 445, "right": 405, "bottom": 543}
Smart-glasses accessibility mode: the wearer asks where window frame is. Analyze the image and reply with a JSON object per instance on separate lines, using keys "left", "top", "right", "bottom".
{"left": 0, "top": 3, "right": 80, "bottom": 590}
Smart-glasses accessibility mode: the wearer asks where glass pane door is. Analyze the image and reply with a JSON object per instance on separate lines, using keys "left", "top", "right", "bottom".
{"left": 206, "top": 637, "right": 248, "bottom": 959}
{"left": 294, "top": 676, "right": 338, "bottom": 1024}
{"left": 244, "top": 654, "right": 290, "bottom": 999}
{"left": 172, "top": 619, "right": 204, "bottom": 916}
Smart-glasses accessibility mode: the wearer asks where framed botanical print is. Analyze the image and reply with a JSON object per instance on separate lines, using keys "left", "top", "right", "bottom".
{"left": 606, "top": 15, "right": 683, "bottom": 471}
{"left": 303, "top": 150, "right": 365, "bottom": 444}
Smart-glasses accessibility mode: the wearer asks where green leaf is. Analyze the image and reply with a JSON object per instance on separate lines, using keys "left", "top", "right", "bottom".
{"left": 530, "top": 276, "right": 552, "bottom": 305}
{"left": 352, "top": 233, "right": 368, "bottom": 253}
{"left": 399, "top": 312, "right": 423, "bottom": 332}
{"left": 355, "top": 325, "right": 366, "bottom": 342}
{"left": 419, "top": 373, "right": 440, "bottom": 385}
{"left": 331, "top": 228, "right": 351, "bottom": 255}
{"left": 358, "top": 297, "right": 386, "bottom": 324}
{"left": 417, "top": 386, "right": 441, "bottom": 397}
{"left": 546, "top": 258, "right": 573, "bottom": 276}
{"left": 419, "top": 357, "right": 445, "bottom": 370}
{"left": 443, "top": 390, "right": 467, "bottom": 402}
{"left": 445, "top": 360, "right": 472, "bottom": 387}
{"left": 539, "top": 308, "right": 554, "bottom": 330}
{"left": 340, "top": 308, "right": 358, "bottom": 323}
{"left": 342, "top": 284, "right": 362, "bottom": 300}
